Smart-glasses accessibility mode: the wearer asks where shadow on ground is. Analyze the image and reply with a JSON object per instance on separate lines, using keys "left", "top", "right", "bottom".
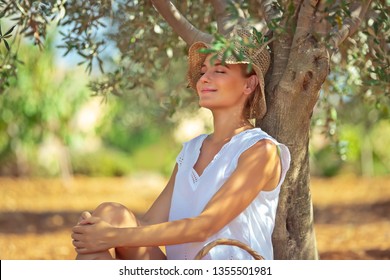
{"left": 0, "top": 210, "right": 143, "bottom": 234}
{"left": 2, "top": 200, "right": 389, "bottom": 234}
{"left": 313, "top": 200, "right": 390, "bottom": 224}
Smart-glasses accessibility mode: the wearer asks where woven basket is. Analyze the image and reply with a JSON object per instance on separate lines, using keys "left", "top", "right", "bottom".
{"left": 194, "top": 238, "right": 265, "bottom": 260}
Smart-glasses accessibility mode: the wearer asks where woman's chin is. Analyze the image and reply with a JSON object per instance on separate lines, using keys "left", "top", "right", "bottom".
{"left": 198, "top": 101, "right": 214, "bottom": 110}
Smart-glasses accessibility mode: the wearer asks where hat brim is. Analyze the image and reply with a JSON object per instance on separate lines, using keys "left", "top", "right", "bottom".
{"left": 187, "top": 42, "right": 209, "bottom": 90}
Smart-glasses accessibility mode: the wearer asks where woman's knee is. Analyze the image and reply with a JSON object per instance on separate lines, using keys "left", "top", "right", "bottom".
{"left": 92, "top": 202, "right": 138, "bottom": 227}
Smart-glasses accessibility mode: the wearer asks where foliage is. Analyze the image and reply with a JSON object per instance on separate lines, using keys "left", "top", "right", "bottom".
{"left": 0, "top": 24, "right": 189, "bottom": 177}
{"left": 0, "top": 1, "right": 213, "bottom": 112}
{"left": 70, "top": 147, "right": 133, "bottom": 177}
{"left": 0, "top": 24, "right": 16, "bottom": 50}
{"left": 0, "top": 1, "right": 389, "bottom": 177}
{"left": 311, "top": 64, "right": 390, "bottom": 176}
{"left": 304, "top": 0, "right": 389, "bottom": 175}
{"left": 0, "top": 0, "right": 390, "bottom": 105}
{"left": 1, "top": 1, "right": 388, "bottom": 120}
{"left": 0, "top": 22, "right": 19, "bottom": 94}
{"left": 0, "top": 31, "right": 91, "bottom": 176}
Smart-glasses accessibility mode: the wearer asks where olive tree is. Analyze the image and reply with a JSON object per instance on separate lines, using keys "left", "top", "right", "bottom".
{"left": 0, "top": 0, "right": 388, "bottom": 259}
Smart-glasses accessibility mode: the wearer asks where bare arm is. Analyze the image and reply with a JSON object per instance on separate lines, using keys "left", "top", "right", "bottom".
{"left": 73, "top": 140, "right": 281, "bottom": 252}
{"left": 139, "top": 164, "right": 178, "bottom": 225}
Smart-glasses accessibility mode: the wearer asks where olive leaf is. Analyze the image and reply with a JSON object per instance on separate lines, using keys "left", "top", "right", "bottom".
{"left": 0, "top": 24, "right": 16, "bottom": 51}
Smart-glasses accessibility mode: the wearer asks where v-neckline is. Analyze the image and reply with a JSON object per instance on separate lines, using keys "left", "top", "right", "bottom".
{"left": 191, "top": 134, "right": 210, "bottom": 179}
{"left": 191, "top": 128, "right": 255, "bottom": 182}
{"left": 194, "top": 134, "right": 231, "bottom": 178}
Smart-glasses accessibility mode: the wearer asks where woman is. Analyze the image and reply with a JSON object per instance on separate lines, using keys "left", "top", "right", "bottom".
{"left": 71, "top": 26, "right": 291, "bottom": 260}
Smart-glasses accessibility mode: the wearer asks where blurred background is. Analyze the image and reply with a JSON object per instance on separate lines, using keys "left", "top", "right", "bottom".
{"left": 1, "top": 4, "right": 389, "bottom": 259}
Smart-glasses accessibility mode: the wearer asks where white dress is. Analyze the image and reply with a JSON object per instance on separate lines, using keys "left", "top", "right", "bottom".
{"left": 166, "top": 128, "right": 291, "bottom": 260}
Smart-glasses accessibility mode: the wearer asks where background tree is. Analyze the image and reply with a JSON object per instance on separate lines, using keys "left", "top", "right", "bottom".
{"left": 1, "top": 0, "right": 388, "bottom": 259}
{"left": 0, "top": 32, "right": 92, "bottom": 178}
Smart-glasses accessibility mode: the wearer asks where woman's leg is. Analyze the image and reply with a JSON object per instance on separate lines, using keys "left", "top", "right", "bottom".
{"left": 75, "top": 202, "right": 166, "bottom": 260}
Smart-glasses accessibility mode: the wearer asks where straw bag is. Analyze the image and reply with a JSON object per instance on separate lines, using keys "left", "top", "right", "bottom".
{"left": 194, "top": 238, "right": 265, "bottom": 260}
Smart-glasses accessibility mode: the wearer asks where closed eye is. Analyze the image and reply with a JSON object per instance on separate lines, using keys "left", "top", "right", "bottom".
{"left": 200, "top": 64, "right": 227, "bottom": 75}
{"left": 200, "top": 70, "right": 224, "bottom": 75}
{"left": 215, "top": 64, "right": 228, "bottom": 73}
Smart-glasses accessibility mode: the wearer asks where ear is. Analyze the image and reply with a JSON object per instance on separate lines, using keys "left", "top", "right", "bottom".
{"left": 243, "top": 75, "right": 259, "bottom": 95}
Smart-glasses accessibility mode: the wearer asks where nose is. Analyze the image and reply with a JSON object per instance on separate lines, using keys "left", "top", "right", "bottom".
{"left": 199, "top": 70, "right": 211, "bottom": 83}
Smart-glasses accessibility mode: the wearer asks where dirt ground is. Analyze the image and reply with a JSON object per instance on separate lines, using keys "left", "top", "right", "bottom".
{"left": 0, "top": 174, "right": 389, "bottom": 260}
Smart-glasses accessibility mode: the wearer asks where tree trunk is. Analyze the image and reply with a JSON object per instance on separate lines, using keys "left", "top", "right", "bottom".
{"left": 259, "top": 34, "right": 329, "bottom": 259}
{"left": 263, "top": 98, "right": 319, "bottom": 259}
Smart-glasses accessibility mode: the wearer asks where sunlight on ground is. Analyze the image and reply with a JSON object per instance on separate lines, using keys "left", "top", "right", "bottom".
{"left": 0, "top": 175, "right": 389, "bottom": 260}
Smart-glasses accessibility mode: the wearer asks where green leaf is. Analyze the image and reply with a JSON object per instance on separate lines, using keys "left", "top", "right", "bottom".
{"left": 209, "top": 54, "right": 218, "bottom": 67}
{"left": 63, "top": 48, "right": 71, "bottom": 56}
{"left": 86, "top": 62, "right": 92, "bottom": 74}
{"left": 198, "top": 48, "right": 214, "bottom": 54}
{"left": 77, "top": 51, "right": 88, "bottom": 58}
{"left": 4, "top": 25, "right": 16, "bottom": 37}
{"left": 98, "top": 56, "right": 105, "bottom": 73}
{"left": 4, "top": 39, "right": 10, "bottom": 51}
{"left": 246, "top": 63, "right": 253, "bottom": 74}
{"left": 221, "top": 48, "right": 232, "bottom": 64}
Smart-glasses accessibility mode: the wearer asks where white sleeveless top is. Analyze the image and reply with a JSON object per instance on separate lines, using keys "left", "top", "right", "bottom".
{"left": 166, "top": 128, "right": 291, "bottom": 260}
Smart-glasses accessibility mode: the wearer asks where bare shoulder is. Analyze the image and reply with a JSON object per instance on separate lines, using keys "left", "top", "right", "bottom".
{"left": 240, "top": 138, "right": 279, "bottom": 161}
{"left": 238, "top": 139, "right": 281, "bottom": 191}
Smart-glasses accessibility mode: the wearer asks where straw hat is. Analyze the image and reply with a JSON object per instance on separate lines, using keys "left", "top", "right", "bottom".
{"left": 187, "top": 26, "right": 271, "bottom": 120}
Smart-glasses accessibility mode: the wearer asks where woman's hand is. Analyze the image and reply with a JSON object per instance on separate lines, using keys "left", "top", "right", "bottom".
{"left": 77, "top": 211, "right": 92, "bottom": 224}
{"left": 72, "top": 216, "right": 116, "bottom": 254}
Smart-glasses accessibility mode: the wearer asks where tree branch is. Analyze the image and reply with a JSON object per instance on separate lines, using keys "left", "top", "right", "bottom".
{"left": 210, "top": 0, "right": 234, "bottom": 35}
{"left": 267, "top": 0, "right": 301, "bottom": 92}
{"left": 312, "top": 0, "right": 331, "bottom": 38}
{"left": 257, "top": 0, "right": 282, "bottom": 25}
{"left": 293, "top": 0, "right": 318, "bottom": 46}
{"left": 329, "top": 0, "right": 373, "bottom": 54}
{"left": 151, "top": 0, "right": 213, "bottom": 45}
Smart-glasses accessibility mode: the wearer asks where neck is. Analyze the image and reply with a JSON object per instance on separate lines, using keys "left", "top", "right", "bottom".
{"left": 210, "top": 111, "right": 253, "bottom": 143}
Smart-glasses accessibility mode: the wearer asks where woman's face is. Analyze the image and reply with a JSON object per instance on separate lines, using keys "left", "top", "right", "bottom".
{"left": 196, "top": 54, "right": 251, "bottom": 114}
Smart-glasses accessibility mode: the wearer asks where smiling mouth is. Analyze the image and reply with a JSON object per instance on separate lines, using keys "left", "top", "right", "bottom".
{"left": 200, "top": 88, "right": 217, "bottom": 93}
